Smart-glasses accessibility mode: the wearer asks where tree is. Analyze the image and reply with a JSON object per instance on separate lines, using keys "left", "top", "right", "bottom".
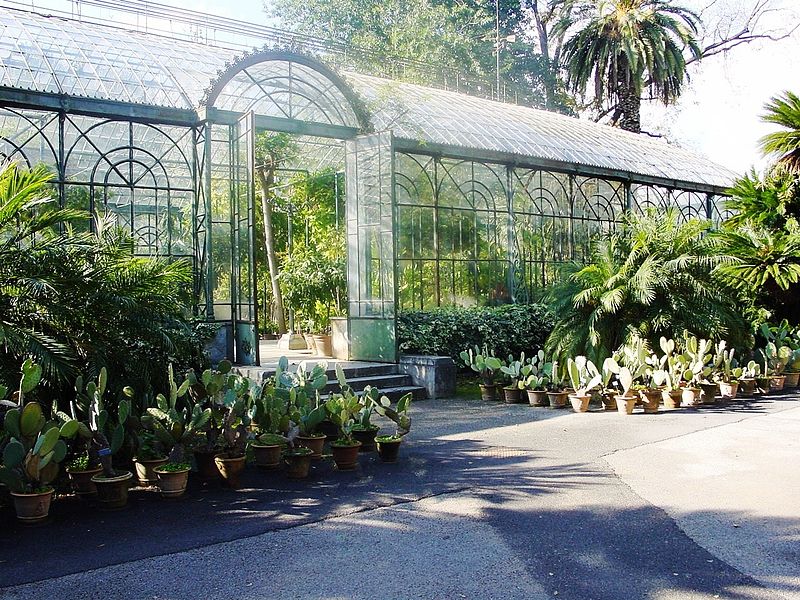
{"left": 761, "top": 90, "right": 800, "bottom": 174}
{"left": 254, "top": 132, "right": 297, "bottom": 335}
{"left": 556, "top": 0, "right": 702, "bottom": 133}
{"left": 268, "top": 0, "right": 575, "bottom": 112}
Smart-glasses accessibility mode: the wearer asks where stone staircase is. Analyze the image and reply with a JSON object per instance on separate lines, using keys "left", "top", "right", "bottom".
{"left": 236, "top": 361, "right": 427, "bottom": 402}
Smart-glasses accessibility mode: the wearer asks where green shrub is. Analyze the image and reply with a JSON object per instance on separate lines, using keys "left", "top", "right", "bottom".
{"left": 398, "top": 304, "right": 553, "bottom": 364}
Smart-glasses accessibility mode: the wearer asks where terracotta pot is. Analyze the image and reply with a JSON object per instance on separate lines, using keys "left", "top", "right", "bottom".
{"left": 11, "top": 488, "right": 54, "bottom": 523}
{"left": 376, "top": 438, "right": 402, "bottom": 463}
{"left": 67, "top": 466, "right": 103, "bottom": 496}
{"left": 616, "top": 395, "right": 637, "bottom": 415}
{"left": 479, "top": 384, "right": 497, "bottom": 402}
{"left": 194, "top": 450, "right": 221, "bottom": 482}
{"left": 698, "top": 383, "right": 719, "bottom": 405}
{"left": 303, "top": 334, "right": 316, "bottom": 351}
{"left": 601, "top": 391, "right": 617, "bottom": 411}
{"left": 682, "top": 387, "right": 702, "bottom": 406}
{"left": 738, "top": 378, "right": 757, "bottom": 397}
{"left": 662, "top": 389, "right": 683, "bottom": 409}
{"left": 155, "top": 466, "right": 190, "bottom": 498}
{"left": 296, "top": 435, "right": 327, "bottom": 459}
{"left": 783, "top": 371, "right": 800, "bottom": 388}
{"left": 756, "top": 377, "right": 772, "bottom": 395}
{"left": 311, "top": 334, "right": 332, "bottom": 357}
{"left": 285, "top": 451, "right": 313, "bottom": 479}
{"left": 568, "top": 393, "right": 590, "bottom": 413}
{"left": 546, "top": 391, "right": 569, "bottom": 408}
{"left": 331, "top": 442, "right": 362, "bottom": 470}
{"left": 351, "top": 427, "right": 379, "bottom": 452}
{"left": 503, "top": 387, "right": 522, "bottom": 404}
{"left": 771, "top": 375, "right": 786, "bottom": 391}
{"left": 640, "top": 389, "right": 662, "bottom": 414}
{"left": 214, "top": 454, "right": 246, "bottom": 489}
{"left": 526, "top": 389, "right": 549, "bottom": 407}
{"left": 784, "top": 371, "right": 800, "bottom": 388}
{"left": 134, "top": 457, "right": 168, "bottom": 486}
{"left": 719, "top": 381, "right": 739, "bottom": 400}
{"left": 252, "top": 444, "right": 283, "bottom": 469}
{"left": 92, "top": 471, "right": 133, "bottom": 510}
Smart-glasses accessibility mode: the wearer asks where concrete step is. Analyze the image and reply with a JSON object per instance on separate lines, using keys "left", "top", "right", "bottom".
{"left": 322, "top": 385, "right": 427, "bottom": 403}
{"left": 237, "top": 361, "right": 399, "bottom": 383}
{"left": 321, "top": 374, "right": 413, "bottom": 395}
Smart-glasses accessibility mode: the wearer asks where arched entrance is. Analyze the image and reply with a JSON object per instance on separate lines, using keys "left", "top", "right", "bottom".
{"left": 199, "top": 51, "right": 396, "bottom": 364}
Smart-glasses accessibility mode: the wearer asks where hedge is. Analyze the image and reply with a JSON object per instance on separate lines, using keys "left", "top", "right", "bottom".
{"left": 398, "top": 304, "right": 554, "bottom": 365}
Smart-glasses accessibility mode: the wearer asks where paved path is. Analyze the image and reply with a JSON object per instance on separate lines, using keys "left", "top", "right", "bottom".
{"left": 1, "top": 395, "right": 798, "bottom": 599}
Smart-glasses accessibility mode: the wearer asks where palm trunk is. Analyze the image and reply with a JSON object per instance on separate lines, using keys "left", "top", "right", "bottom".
{"left": 617, "top": 65, "right": 641, "bottom": 133}
{"left": 256, "top": 168, "right": 287, "bottom": 335}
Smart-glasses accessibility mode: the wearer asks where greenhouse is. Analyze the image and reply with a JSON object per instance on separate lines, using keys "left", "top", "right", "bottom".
{"left": 0, "top": 7, "right": 737, "bottom": 364}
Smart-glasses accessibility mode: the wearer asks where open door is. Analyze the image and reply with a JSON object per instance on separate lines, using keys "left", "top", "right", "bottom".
{"left": 231, "top": 111, "right": 259, "bottom": 365}
{"left": 345, "top": 131, "right": 397, "bottom": 362}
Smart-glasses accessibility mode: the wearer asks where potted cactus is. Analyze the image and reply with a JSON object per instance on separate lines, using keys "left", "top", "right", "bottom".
{"left": 213, "top": 375, "right": 252, "bottom": 489}
{"left": 70, "top": 368, "right": 135, "bottom": 510}
{"left": 66, "top": 453, "right": 102, "bottom": 497}
{"left": 600, "top": 357, "right": 621, "bottom": 411}
{"left": 291, "top": 361, "right": 330, "bottom": 457}
{"left": 738, "top": 360, "right": 760, "bottom": 396}
{"left": 373, "top": 392, "right": 412, "bottom": 463}
{"left": 523, "top": 351, "right": 551, "bottom": 407}
{"left": 682, "top": 336, "right": 714, "bottom": 406}
{"left": 500, "top": 353, "right": 526, "bottom": 404}
{"left": 782, "top": 347, "right": 800, "bottom": 388}
{"left": 351, "top": 386, "right": 382, "bottom": 452}
{"left": 460, "top": 345, "right": 503, "bottom": 401}
{"left": 615, "top": 367, "right": 637, "bottom": 415}
{"left": 657, "top": 338, "right": 684, "bottom": 410}
{"left": 716, "top": 344, "right": 743, "bottom": 400}
{"left": 762, "top": 341, "right": 791, "bottom": 391}
{"left": 0, "top": 363, "right": 79, "bottom": 522}
{"left": 545, "top": 361, "right": 569, "bottom": 408}
{"left": 566, "top": 356, "right": 602, "bottom": 412}
{"left": 142, "top": 365, "right": 211, "bottom": 498}
{"left": 639, "top": 351, "right": 668, "bottom": 414}
{"left": 284, "top": 445, "right": 314, "bottom": 479}
{"left": 324, "top": 373, "right": 363, "bottom": 470}
{"left": 250, "top": 358, "right": 292, "bottom": 468}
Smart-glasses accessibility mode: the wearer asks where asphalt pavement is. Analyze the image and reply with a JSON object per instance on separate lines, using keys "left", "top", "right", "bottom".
{"left": 1, "top": 393, "right": 798, "bottom": 600}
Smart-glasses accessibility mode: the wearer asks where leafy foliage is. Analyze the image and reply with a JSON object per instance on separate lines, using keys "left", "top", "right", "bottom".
{"left": 0, "top": 161, "right": 210, "bottom": 401}
{"left": 760, "top": 90, "right": 800, "bottom": 174}
{"left": 545, "top": 209, "right": 749, "bottom": 364}
{"left": 398, "top": 304, "right": 553, "bottom": 364}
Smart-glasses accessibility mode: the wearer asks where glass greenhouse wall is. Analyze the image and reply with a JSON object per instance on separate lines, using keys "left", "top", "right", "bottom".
{"left": 0, "top": 6, "right": 736, "bottom": 363}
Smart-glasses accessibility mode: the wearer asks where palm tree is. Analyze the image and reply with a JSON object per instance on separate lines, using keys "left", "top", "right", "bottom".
{"left": 557, "top": 0, "right": 701, "bottom": 132}
{"left": 760, "top": 91, "right": 800, "bottom": 174}
{"left": 546, "top": 209, "right": 747, "bottom": 363}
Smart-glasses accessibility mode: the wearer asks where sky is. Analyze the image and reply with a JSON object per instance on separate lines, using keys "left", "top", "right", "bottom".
{"left": 18, "top": 0, "right": 800, "bottom": 175}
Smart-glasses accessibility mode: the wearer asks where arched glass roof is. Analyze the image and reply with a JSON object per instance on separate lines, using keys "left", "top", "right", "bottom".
{"left": 0, "top": 7, "right": 736, "bottom": 190}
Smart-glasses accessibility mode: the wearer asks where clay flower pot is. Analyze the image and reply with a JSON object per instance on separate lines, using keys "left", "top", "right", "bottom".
{"left": 755, "top": 376, "right": 772, "bottom": 395}
{"left": 331, "top": 441, "right": 362, "bottom": 470}
{"left": 214, "top": 454, "right": 246, "bottom": 489}
{"left": 616, "top": 395, "right": 637, "bottom": 415}
{"left": 770, "top": 375, "right": 786, "bottom": 391}
{"left": 351, "top": 427, "right": 379, "bottom": 452}
{"left": 503, "top": 387, "right": 522, "bottom": 404}
{"left": 682, "top": 387, "right": 702, "bottom": 406}
{"left": 284, "top": 449, "right": 313, "bottom": 479}
{"left": 11, "top": 488, "right": 54, "bottom": 523}
{"left": 526, "top": 389, "right": 549, "bottom": 407}
{"left": 155, "top": 466, "right": 190, "bottom": 498}
{"left": 718, "top": 381, "right": 739, "bottom": 400}
{"left": 546, "top": 391, "right": 569, "bottom": 409}
{"left": 67, "top": 466, "right": 103, "bottom": 496}
{"left": 376, "top": 437, "right": 403, "bottom": 463}
{"left": 479, "top": 384, "right": 497, "bottom": 402}
{"left": 738, "top": 378, "right": 757, "bottom": 397}
{"left": 92, "top": 471, "right": 133, "bottom": 510}
{"left": 311, "top": 334, "right": 332, "bottom": 357}
{"left": 601, "top": 391, "right": 618, "bottom": 411}
{"left": 193, "top": 450, "right": 221, "bottom": 482}
{"left": 662, "top": 389, "right": 683, "bottom": 409}
{"left": 783, "top": 371, "right": 800, "bottom": 388}
{"left": 698, "top": 382, "right": 719, "bottom": 405}
{"left": 296, "top": 434, "right": 327, "bottom": 459}
{"left": 639, "top": 389, "right": 662, "bottom": 414}
{"left": 134, "top": 457, "right": 168, "bottom": 486}
{"left": 568, "top": 393, "right": 590, "bottom": 413}
{"left": 252, "top": 444, "right": 283, "bottom": 469}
